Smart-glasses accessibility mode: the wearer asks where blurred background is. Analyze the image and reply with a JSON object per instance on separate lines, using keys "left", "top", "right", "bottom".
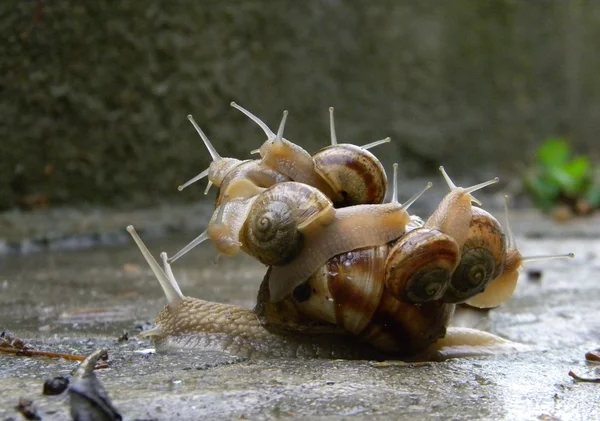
{"left": 2, "top": 0, "right": 599, "bottom": 216}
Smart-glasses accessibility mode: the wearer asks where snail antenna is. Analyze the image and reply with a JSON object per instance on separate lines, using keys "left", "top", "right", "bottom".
{"left": 503, "top": 195, "right": 517, "bottom": 250}
{"left": 361, "top": 137, "right": 391, "bottom": 150}
{"left": 521, "top": 253, "right": 575, "bottom": 263}
{"left": 390, "top": 162, "right": 432, "bottom": 208}
{"left": 464, "top": 177, "right": 500, "bottom": 195}
{"left": 178, "top": 168, "right": 209, "bottom": 191}
{"left": 231, "top": 102, "right": 275, "bottom": 139}
{"left": 329, "top": 107, "right": 337, "bottom": 146}
{"left": 439, "top": 166, "right": 499, "bottom": 206}
{"left": 126, "top": 226, "right": 183, "bottom": 308}
{"left": 275, "top": 110, "right": 288, "bottom": 146}
{"left": 391, "top": 163, "right": 399, "bottom": 204}
{"left": 178, "top": 114, "right": 220, "bottom": 192}
{"left": 160, "top": 252, "right": 183, "bottom": 297}
{"left": 504, "top": 195, "right": 574, "bottom": 263}
{"left": 439, "top": 166, "right": 457, "bottom": 190}
{"left": 188, "top": 114, "right": 221, "bottom": 161}
{"left": 401, "top": 182, "right": 433, "bottom": 210}
{"left": 168, "top": 229, "right": 210, "bottom": 264}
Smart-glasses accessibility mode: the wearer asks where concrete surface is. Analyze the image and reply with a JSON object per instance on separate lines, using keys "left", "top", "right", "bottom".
{"left": 0, "top": 212, "right": 599, "bottom": 420}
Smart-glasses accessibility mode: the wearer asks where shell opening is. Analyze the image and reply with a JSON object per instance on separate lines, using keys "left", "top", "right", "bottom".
{"left": 126, "top": 225, "right": 183, "bottom": 308}
{"left": 230, "top": 102, "right": 275, "bottom": 139}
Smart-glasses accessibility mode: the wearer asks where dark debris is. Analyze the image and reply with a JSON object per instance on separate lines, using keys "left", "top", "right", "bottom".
{"left": 15, "top": 398, "right": 41, "bottom": 420}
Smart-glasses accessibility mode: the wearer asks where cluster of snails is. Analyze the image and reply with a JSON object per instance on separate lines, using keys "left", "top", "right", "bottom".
{"left": 126, "top": 103, "right": 573, "bottom": 360}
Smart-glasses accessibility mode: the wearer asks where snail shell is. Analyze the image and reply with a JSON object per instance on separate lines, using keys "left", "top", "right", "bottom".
{"left": 258, "top": 245, "right": 454, "bottom": 356}
{"left": 384, "top": 228, "right": 460, "bottom": 303}
{"left": 313, "top": 143, "right": 388, "bottom": 207}
{"left": 442, "top": 206, "right": 506, "bottom": 303}
{"left": 240, "top": 181, "right": 335, "bottom": 266}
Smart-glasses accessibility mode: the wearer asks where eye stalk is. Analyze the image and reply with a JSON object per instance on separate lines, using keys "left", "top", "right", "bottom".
{"left": 426, "top": 166, "right": 499, "bottom": 248}
{"left": 178, "top": 114, "right": 242, "bottom": 194}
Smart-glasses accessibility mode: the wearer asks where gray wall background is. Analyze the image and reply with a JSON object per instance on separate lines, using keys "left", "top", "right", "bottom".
{"left": 2, "top": 1, "right": 599, "bottom": 210}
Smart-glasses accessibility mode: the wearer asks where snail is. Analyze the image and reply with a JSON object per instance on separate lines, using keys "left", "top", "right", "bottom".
{"left": 231, "top": 103, "right": 391, "bottom": 207}
{"left": 465, "top": 196, "right": 574, "bottom": 308}
{"left": 126, "top": 107, "right": 574, "bottom": 361}
{"left": 127, "top": 226, "right": 512, "bottom": 360}
{"left": 169, "top": 163, "right": 432, "bottom": 302}
{"left": 177, "top": 114, "right": 290, "bottom": 204}
{"left": 312, "top": 107, "right": 391, "bottom": 206}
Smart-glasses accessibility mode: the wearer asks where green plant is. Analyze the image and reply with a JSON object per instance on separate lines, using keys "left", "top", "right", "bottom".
{"left": 525, "top": 138, "right": 600, "bottom": 214}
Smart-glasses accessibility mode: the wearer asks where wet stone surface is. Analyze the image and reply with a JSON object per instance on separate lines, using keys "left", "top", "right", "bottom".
{"left": 1, "top": 213, "right": 599, "bottom": 420}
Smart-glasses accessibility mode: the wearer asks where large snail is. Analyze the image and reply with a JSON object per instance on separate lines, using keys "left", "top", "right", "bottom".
{"left": 127, "top": 105, "right": 573, "bottom": 361}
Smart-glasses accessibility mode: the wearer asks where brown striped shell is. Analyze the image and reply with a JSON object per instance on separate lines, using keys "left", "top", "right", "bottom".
{"left": 384, "top": 228, "right": 460, "bottom": 304}
{"left": 442, "top": 206, "right": 507, "bottom": 303}
{"left": 313, "top": 144, "right": 388, "bottom": 207}
{"left": 257, "top": 245, "right": 454, "bottom": 356}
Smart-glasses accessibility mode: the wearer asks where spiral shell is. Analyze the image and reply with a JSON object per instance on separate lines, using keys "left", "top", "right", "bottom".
{"left": 313, "top": 144, "right": 388, "bottom": 207}
{"left": 240, "top": 182, "right": 334, "bottom": 266}
{"left": 292, "top": 245, "right": 387, "bottom": 335}
{"left": 258, "top": 244, "right": 454, "bottom": 356}
{"left": 442, "top": 207, "right": 506, "bottom": 303}
{"left": 384, "top": 228, "right": 460, "bottom": 304}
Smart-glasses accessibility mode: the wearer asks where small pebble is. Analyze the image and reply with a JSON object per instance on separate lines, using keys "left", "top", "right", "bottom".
{"left": 527, "top": 269, "right": 543, "bottom": 281}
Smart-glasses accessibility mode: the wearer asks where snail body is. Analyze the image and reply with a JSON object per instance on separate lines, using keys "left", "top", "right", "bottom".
{"left": 179, "top": 114, "right": 289, "bottom": 205}
{"left": 231, "top": 103, "right": 343, "bottom": 203}
{"left": 128, "top": 226, "right": 524, "bottom": 360}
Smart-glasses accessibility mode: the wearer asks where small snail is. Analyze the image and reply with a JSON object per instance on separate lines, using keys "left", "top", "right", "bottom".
{"left": 125, "top": 106, "right": 573, "bottom": 361}
{"left": 231, "top": 103, "right": 343, "bottom": 203}
{"left": 178, "top": 114, "right": 290, "bottom": 204}
{"left": 312, "top": 107, "right": 391, "bottom": 206}
{"left": 231, "top": 103, "right": 392, "bottom": 207}
{"left": 465, "top": 196, "right": 574, "bottom": 308}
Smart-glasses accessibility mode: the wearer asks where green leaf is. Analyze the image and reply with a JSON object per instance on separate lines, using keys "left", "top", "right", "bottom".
{"left": 562, "top": 156, "right": 591, "bottom": 183}
{"left": 536, "top": 138, "right": 570, "bottom": 166}
{"left": 524, "top": 173, "right": 560, "bottom": 211}
{"left": 546, "top": 157, "right": 591, "bottom": 195}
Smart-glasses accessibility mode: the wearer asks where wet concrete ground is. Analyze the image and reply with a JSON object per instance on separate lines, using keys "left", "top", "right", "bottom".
{"left": 0, "top": 207, "right": 599, "bottom": 420}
